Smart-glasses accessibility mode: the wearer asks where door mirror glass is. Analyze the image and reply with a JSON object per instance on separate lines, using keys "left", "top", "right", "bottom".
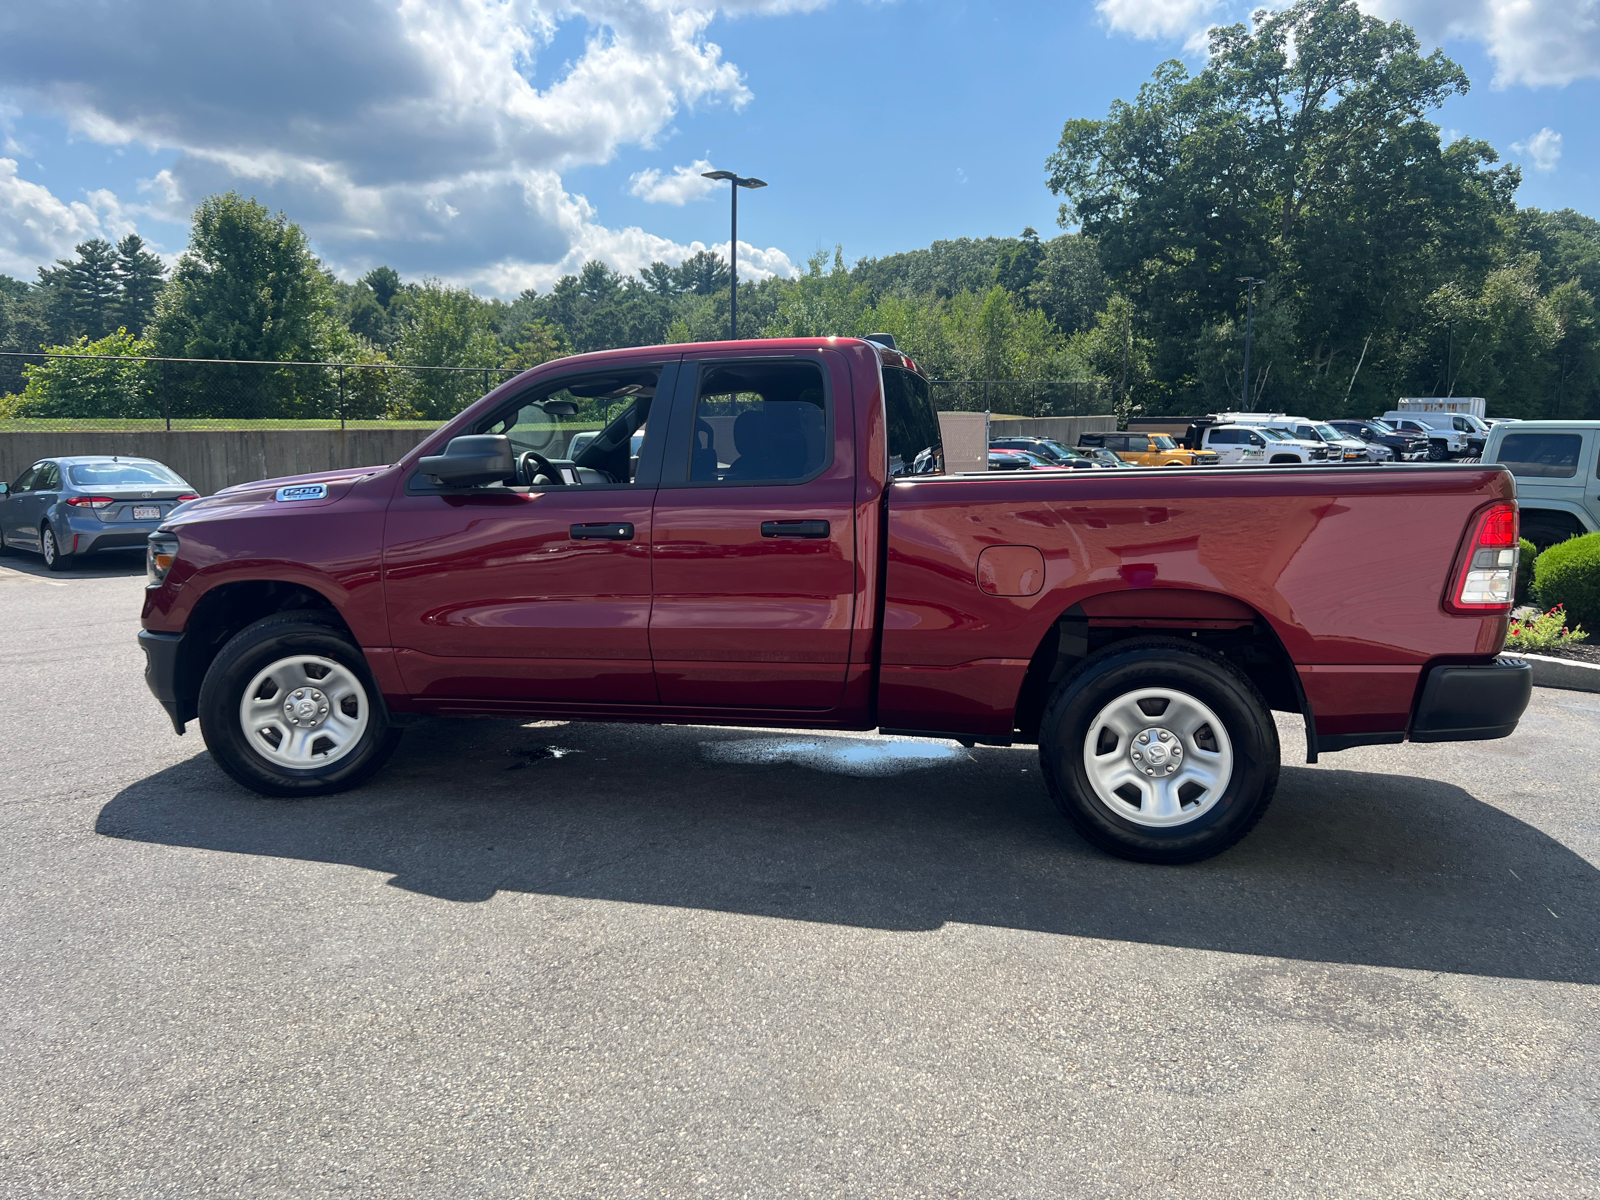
{"left": 419, "top": 435, "right": 516, "bottom": 486}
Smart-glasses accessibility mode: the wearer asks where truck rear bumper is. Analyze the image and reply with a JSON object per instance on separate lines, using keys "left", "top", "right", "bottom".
{"left": 1410, "top": 657, "right": 1532, "bottom": 743}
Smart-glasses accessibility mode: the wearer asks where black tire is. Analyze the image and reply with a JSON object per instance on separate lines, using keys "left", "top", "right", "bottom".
{"left": 1038, "top": 638, "right": 1279, "bottom": 864}
{"left": 41, "top": 524, "right": 72, "bottom": 571}
{"left": 198, "top": 613, "right": 402, "bottom": 797}
{"left": 1426, "top": 442, "right": 1447, "bottom": 461}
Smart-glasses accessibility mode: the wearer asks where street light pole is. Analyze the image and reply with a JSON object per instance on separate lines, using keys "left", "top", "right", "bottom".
{"left": 1237, "top": 276, "right": 1264, "bottom": 408}
{"left": 702, "top": 169, "right": 767, "bottom": 339}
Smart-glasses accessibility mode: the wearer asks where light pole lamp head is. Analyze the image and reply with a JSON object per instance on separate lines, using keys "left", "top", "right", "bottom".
{"left": 702, "top": 170, "right": 737, "bottom": 182}
{"left": 1236, "top": 275, "right": 1264, "bottom": 287}
{"left": 736, "top": 177, "right": 767, "bottom": 190}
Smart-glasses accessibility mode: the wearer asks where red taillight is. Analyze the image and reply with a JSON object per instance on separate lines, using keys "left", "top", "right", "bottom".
{"left": 66, "top": 496, "right": 114, "bottom": 508}
{"left": 1446, "top": 502, "right": 1518, "bottom": 612}
{"left": 177, "top": 493, "right": 199, "bottom": 501}
{"left": 1478, "top": 506, "right": 1517, "bottom": 547}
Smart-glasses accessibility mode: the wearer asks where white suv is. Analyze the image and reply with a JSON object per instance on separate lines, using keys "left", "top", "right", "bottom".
{"left": 1193, "top": 425, "right": 1268, "bottom": 464}
{"left": 1246, "top": 426, "right": 1329, "bottom": 464}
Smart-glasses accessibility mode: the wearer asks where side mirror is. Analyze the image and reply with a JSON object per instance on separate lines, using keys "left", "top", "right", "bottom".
{"left": 418, "top": 434, "right": 515, "bottom": 487}
{"left": 0, "top": 482, "right": 8, "bottom": 498}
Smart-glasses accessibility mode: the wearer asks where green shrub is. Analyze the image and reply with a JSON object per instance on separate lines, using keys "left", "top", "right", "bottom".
{"left": 1534, "top": 531, "right": 1600, "bottom": 632}
{"left": 1515, "top": 537, "right": 1537, "bottom": 605}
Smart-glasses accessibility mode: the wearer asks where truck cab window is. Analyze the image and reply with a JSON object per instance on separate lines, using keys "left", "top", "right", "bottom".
{"left": 688, "top": 360, "right": 829, "bottom": 484}
{"left": 480, "top": 368, "right": 659, "bottom": 486}
{"left": 884, "top": 367, "right": 943, "bottom": 476}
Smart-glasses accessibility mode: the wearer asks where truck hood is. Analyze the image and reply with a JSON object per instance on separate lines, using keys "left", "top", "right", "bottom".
{"left": 164, "top": 464, "right": 391, "bottom": 522}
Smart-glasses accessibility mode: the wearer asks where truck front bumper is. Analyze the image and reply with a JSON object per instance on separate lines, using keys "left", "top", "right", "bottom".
{"left": 139, "top": 629, "right": 189, "bottom": 734}
{"left": 1410, "top": 657, "right": 1532, "bottom": 743}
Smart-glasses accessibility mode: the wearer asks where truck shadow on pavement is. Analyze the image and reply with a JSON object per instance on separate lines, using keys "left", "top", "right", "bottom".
{"left": 96, "top": 717, "right": 1600, "bottom": 985}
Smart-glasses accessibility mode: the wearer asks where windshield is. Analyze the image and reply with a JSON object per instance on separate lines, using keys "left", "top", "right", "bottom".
{"left": 67, "top": 461, "right": 185, "bottom": 488}
{"left": 1040, "top": 439, "right": 1087, "bottom": 461}
{"left": 1368, "top": 420, "right": 1395, "bottom": 434}
{"left": 1464, "top": 415, "right": 1489, "bottom": 432}
{"left": 1256, "top": 428, "right": 1289, "bottom": 441}
{"left": 1151, "top": 434, "right": 1177, "bottom": 449}
{"left": 1314, "top": 424, "right": 1343, "bottom": 442}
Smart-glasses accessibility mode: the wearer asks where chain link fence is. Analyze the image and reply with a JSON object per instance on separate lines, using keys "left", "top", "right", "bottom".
{"left": 1, "top": 351, "right": 1120, "bottom": 431}
{"left": 0, "top": 351, "right": 524, "bottom": 431}
{"left": 929, "top": 379, "right": 1117, "bottom": 418}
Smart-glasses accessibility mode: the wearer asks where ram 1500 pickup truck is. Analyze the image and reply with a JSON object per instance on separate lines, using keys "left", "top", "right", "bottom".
{"left": 140, "top": 338, "right": 1533, "bottom": 863}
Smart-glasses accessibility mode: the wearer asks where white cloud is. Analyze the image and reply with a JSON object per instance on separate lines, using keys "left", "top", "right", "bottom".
{"left": 628, "top": 158, "right": 719, "bottom": 204}
{"left": 0, "top": 0, "right": 815, "bottom": 293}
{"left": 1511, "top": 126, "right": 1562, "bottom": 170}
{"left": 1096, "top": 0, "right": 1220, "bottom": 40}
{"left": 0, "top": 158, "right": 133, "bottom": 277}
{"left": 1359, "top": 0, "right": 1600, "bottom": 88}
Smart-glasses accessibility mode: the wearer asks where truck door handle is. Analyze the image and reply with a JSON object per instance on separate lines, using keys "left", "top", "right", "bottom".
{"left": 570, "top": 522, "right": 634, "bottom": 541}
{"left": 761, "top": 520, "right": 830, "bottom": 539}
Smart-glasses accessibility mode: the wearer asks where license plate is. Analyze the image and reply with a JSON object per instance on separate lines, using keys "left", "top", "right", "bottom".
{"left": 133, "top": 505, "right": 160, "bottom": 521}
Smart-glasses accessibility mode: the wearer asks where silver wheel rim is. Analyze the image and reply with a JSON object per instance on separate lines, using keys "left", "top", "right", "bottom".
{"left": 239, "top": 654, "right": 369, "bottom": 768}
{"left": 42, "top": 529, "right": 55, "bottom": 564}
{"left": 1081, "top": 686, "right": 1234, "bottom": 828}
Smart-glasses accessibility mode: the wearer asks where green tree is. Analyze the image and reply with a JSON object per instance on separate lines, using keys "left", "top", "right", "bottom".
{"left": 502, "top": 318, "right": 572, "bottom": 372}
{"left": 675, "top": 250, "right": 731, "bottom": 296}
{"left": 112, "top": 234, "right": 166, "bottom": 334}
{"left": 1028, "top": 234, "right": 1108, "bottom": 337}
{"left": 150, "top": 193, "right": 329, "bottom": 362}
{"left": 993, "top": 227, "right": 1044, "bottom": 294}
{"left": 38, "top": 238, "right": 121, "bottom": 341}
{"left": 1070, "top": 295, "right": 1156, "bottom": 422}
{"left": 394, "top": 280, "right": 503, "bottom": 419}
{"left": 1045, "top": 0, "right": 1510, "bottom": 413}
{"left": 15, "top": 328, "right": 157, "bottom": 418}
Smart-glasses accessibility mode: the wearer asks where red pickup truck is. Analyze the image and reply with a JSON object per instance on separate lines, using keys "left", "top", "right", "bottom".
{"left": 140, "top": 337, "right": 1532, "bottom": 863}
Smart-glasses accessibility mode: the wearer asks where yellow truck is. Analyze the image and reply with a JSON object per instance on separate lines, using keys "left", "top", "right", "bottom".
{"left": 1079, "top": 431, "right": 1221, "bottom": 467}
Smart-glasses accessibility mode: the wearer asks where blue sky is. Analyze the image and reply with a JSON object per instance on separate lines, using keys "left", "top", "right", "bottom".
{"left": 1, "top": 0, "right": 1595, "bottom": 296}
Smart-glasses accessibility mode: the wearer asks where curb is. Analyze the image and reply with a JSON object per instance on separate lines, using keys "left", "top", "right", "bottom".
{"left": 1520, "top": 653, "right": 1600, "bottom": 694}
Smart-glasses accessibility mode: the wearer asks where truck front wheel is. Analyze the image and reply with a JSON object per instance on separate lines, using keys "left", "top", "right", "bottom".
{"left": 198, "top": 614, "right": 402, "bottom": 797}
{"left": 1038, "top": 639, "right": 1279, "bottom": 864}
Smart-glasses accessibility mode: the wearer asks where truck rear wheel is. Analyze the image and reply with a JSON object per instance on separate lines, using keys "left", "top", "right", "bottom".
{"left": 1038, "top": 639, "right": 1279, "bottom": 864}
{"left": 198, "top": 613, "right": 402, "bottom": 797}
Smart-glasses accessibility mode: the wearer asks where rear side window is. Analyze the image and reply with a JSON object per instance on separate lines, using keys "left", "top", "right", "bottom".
{"left": 1497, "top": 433, "right": 1581, "bottom": 479}
{"left": 883, "top": 367, "right": 943, "bottom": 476}
{"left": 689, "top": 360, "right": 828, "bottom": 484}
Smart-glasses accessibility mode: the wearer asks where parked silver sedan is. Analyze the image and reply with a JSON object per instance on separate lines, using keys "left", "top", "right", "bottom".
{"left": 0, "top": 456, "right": 197, "bottom": 571}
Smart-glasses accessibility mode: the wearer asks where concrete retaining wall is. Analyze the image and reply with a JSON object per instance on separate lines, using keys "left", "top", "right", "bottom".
{"left": 0, "top": 428, "right": 434, "bottom": 496}
{"left": 989, "top": 415, "right": 1118, "bottom": 444}
{"left": 937, "top": 412, "right": 989, "bottom": 474}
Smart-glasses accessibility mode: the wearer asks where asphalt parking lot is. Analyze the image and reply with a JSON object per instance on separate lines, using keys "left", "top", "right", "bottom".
{"left": 2, "top": 551, "right": 1598, "bottom": 1198}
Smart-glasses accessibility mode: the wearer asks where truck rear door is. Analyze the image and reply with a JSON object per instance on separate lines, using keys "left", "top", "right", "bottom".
{"left": 648, "top": 350, "right": 857, "bottom": 709}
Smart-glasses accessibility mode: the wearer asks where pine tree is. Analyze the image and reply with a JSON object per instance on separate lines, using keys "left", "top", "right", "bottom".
{"left": 64, "top": 238, "right": 121, "bottom": 340}
{"left": 113, "top": 234, "right": 166, "bottom": 334}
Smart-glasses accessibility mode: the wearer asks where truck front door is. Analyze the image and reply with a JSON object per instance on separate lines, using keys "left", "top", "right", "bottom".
{"left": 648, "top": 351, "right": 858, "bottom": 709}
{"left": 382, "top": 363, "right": 673, "bottom": 706}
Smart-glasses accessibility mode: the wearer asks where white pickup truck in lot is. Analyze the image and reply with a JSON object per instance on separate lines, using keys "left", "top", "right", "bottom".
{"left": 1481, "top": 421, "right": 1600, "bottom": 548}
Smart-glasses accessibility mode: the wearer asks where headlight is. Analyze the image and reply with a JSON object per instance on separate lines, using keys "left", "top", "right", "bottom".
{"left": 147, "top": 531, "right": 180, "bottom": 586}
